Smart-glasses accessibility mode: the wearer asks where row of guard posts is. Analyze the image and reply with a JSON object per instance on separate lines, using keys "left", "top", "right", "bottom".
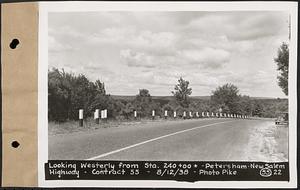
{"left": 78, "top": 109, "right": 108, "bottom": 127}
{"left": 78, "top": 109, "right": 249, "bottom": 126}
{"left": 155, "top": 110, "right": 249, "bottom": 120}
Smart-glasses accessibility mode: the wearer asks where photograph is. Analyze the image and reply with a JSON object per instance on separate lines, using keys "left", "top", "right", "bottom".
{"left": 37, "top": 1, "right": 297, "bottom": 188}
{"left": 47, "top": 10, "right": 290, "bottom": 162}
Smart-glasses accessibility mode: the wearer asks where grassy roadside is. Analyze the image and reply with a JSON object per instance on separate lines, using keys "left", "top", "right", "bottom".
{"left": 48, "top": 117, "right": 188, "bottom": 136}
{"left": 273, "top": 125, "right": 289, "bottom": 160}
{"left": 246, "top": 121, "right": 288, "bottom": 162}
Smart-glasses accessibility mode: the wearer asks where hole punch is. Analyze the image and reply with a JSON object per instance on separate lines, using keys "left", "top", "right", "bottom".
{"left": 11, "top": 141, "right": 20, "bottom": 148}
{"left": 9, "top": 38, "right": 20, "bottom": 49}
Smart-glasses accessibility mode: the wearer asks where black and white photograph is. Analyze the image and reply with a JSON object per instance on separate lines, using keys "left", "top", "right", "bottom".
{"left": 38, "top": 1, "right": 298, "bottom": 188}
{"left": 48, "top": 10, "right": 290, "bottom": 161}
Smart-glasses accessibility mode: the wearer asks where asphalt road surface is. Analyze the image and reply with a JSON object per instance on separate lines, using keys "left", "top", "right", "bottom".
{"left": 49, "top": 118, "right": 270, "bottom": 161}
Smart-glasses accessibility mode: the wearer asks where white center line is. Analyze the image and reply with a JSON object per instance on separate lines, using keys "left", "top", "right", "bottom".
{"left": 87, "top": 120, "right": 234, "bottom": 160}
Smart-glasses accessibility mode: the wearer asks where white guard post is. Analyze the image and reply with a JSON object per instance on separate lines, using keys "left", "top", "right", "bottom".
{"left": 164, "top": 110, "right": 168, "bottom": 119}
{"left": 183, "top": 111, "right": 186, "bottom": 119}
{"left": 174, "top": 111, "right": 176, "bottom": 118}
{"left": 134, "top": 110, "right": 137, "bottom": 118}
{"left": 79, "top": 109, "right": 83, "bottom": 127}
{"left": 152, "top": 110, "right": 155, "bottom": 120}
{"left": 94, "top": 110, "right": 97, "bottom": 119}
{"left": 101, "top": 110, "right": 104, "bottom": 119}
{"left": 103, "top": 109, "right": 108, "bottom": 121}
{"left": 94, "top": 109, "right": 99, "bottom": 124}
{"left": 104, "top": 109, "right": 107, "bottom": 119}
{"left": 189, "top": 111, "right": 192, "bottom": 118}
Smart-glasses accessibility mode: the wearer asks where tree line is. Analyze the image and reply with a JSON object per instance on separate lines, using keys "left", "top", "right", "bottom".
{"left": 48, "top": 68, "right": 288, "bottom": 122}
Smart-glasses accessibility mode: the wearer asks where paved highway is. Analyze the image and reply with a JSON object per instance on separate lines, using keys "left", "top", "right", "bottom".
{"left": 48, "top": 118, "right": 271, "bottom": 161}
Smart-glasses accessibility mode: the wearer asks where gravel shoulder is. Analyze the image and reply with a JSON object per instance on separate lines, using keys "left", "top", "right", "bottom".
{"left": 245, "top": 120, "right": 288, "bottom": 162}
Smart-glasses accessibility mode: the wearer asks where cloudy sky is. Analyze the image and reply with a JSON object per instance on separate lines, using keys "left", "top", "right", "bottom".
{"left": 48, "top": 11, "right": 289, "bottom": 98}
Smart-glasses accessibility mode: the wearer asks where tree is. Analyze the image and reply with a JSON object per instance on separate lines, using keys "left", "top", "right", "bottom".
{"left": 69, "top": 74, "right": 95, "bottom": 119}
{"left": 95, "top": 79, "right": 106, "bottom": 95}
{"left": 189, "top": 100, "right": 210, "bottom": 112}
{"left": 211, "top": 83, "right": 240, "bottom": 113}
{"left": 133, "top": 89, "right": 154, "bottom": 117}
{"left": 48, "top": 68, "right": 71, "bottom": 121}
{"left": 172, "top": 77, "right": 192, "bottom": 108}
{"left": 121, "top": 102, "right": 134, "bottom": 119}
{"left": 252, "top": 101, "right": 264, "bottom": 117}
{"left": 236, "top": 95, "right": 253, "bottom": 115}
{"left": 48, "top": 67, "right": 108, "bottom": 122}
{"left": 274, "top": 42, "right": 289, "bottom": 96}
{"left": 138, "top": 89, "right": 151, "bottom": 97}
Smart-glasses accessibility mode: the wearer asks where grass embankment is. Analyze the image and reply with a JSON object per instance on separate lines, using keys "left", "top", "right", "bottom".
{"left": 49, "top": 117, "right": 183, "bottom": 136}
{"left": 273, "top": 125, "right": 289, "bottom": 160}
{"left": 247, "top": 121, "right": 288, "bottom": 162}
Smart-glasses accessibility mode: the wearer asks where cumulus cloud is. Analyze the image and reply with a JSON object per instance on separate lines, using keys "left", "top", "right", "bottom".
{"left": 120, "top": 50, "right": 177, "bottom": 69}
{"left": 178, "top": 48, "right": 230, "bottom": 68}
{"left": 120, "top": 47, "right": 230, "bottom": 69}
{"left": 134, "top": 31, "right": 177, "bottom": 50}
{"left": 120, "top": 49, "right": 158, "bottom": 68}
{"left": 185, "top": 12, "right": 289, "bottom": 41}
{"left": 48, "top": 35, "right": 75, "bottom": 52}
{"left": 87, "top": 28, "right": 178, "bottom": 56}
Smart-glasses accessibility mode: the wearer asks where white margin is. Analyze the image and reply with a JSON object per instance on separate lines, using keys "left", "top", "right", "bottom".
{"left": 38, "top": 1, "right": 298, "bottom": 188}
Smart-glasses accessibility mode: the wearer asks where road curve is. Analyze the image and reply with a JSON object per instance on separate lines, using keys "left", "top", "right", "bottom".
{"left": 48, "top": 118, "right": 267, "bottom": 161}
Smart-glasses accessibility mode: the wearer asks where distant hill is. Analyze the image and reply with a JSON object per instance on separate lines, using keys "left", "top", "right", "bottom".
{"left": 110, "top": 95, "right": 136, "bottom": 101}
{"left": 110, "top": 95, "right": 284, "bottom": 101}
{"left": 250, "top": 97, "right": 288, "bottom": 100}
{"left": 190, "top": 96, "right": 211, "bottom": 100}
